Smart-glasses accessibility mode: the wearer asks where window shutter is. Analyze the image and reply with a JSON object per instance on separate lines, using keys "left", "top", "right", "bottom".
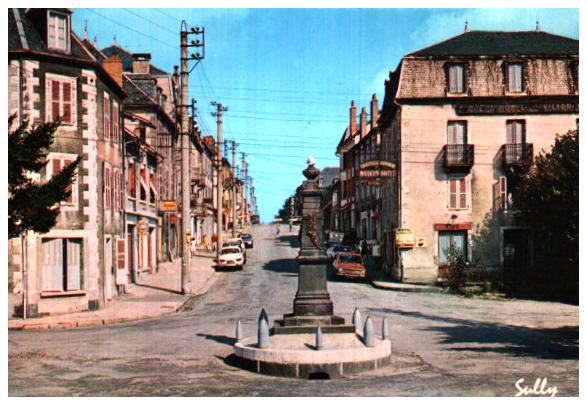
{"left": 119, "top": 171, "right": 124, "bottom": 211}
{"left": 66, "top": 239, "right": 81, "bottom": 291}
{"left": 52, "top": 158, "right": 62, "bottom": 177}
{"left": 116, "top": 239, "right": 127, "bottom": 285}
{"left": 63, "top": 158, "right": 73, "bottom": 203}
{"left": 500, "top": 176, "right": 507, "bottom": 210}
{"left": 129, "top": 163, "right": 136, "bottom": 198}
{"left": 104, "top": 95, "right": 110, "bottom": 140}
{"left": 456, "top": 65, "right": 464, "bottom": 93}
{"left": 51, "top": 80, "right": 61, "bottom": 122}
{"left": 459, "top": 178, "right": 467, "bottom": 209}
{"left": 62, "top": 82, "right": 71, "bottom": 123}
{"left": 104, "top": 165, "right": 111, "bottom": 210}
{"left": 42, "top": 239, "right": 63, "bottom": 291}
{"left": 449, "top": 179, "right": 457, "bottom": 209}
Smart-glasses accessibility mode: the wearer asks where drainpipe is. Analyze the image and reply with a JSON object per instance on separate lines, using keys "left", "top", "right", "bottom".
{"left": 21, "top": 233, "right": 28, "bottom": 320}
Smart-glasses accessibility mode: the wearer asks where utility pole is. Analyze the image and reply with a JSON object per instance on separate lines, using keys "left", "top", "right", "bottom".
{"left": 241, "top": 153, "right": 246, "bottom": 227}
{"left": 180, "top": 21, "right": 204, "bottom": 295}
{"left": 212, "top": 102, "right": 228, "bottom": 258}
{"left": 231, "top": 139, "right": 238, "bottom": 237}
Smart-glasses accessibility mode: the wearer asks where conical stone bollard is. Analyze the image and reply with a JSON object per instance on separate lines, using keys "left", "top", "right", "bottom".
{"left": 235, "top": 319, "right": 243, "bottom": 341}
{"left": 352, "top": 307, "right": 362, "bottom": 334}
{"left": 382, "top": 317, "right": 390, "bottom": 341}
{"left": 257, "top": 315, "right": 269, "bottom": 349}
{"left": 258, "top": 308, "right": 269, "bottom": 325}
{"left": 315, "top": 325, "right": 323, "bottom": 350}
{"left": 363, "top": 316, "right": 374, "bottom": 347}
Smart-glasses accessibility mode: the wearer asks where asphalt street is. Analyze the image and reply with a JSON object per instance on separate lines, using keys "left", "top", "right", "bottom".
{"left": 8, "top": 224, "right": 579, "bottom": 396}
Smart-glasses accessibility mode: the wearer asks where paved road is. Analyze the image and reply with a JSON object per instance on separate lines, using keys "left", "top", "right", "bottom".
{"left": 8, "top": 225, "right": 578, "bottom": 396}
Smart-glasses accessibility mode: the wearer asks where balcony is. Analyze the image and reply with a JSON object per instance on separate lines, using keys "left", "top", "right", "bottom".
{"left": 443, "top": 144, "right": 474, "bottom": 171}
{"left": 501, "top": 143, "right": 533, "bottom": 171}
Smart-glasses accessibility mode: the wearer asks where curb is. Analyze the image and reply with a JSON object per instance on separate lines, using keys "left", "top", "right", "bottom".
{"left": 368, "top": 277, "right": 444, "bottom": 294}
{"left": 8, "top": 269, "right": 220, "bottom": 331}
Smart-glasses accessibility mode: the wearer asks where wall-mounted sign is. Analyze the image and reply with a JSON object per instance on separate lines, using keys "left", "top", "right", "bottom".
{"left": 359, "top": 160, "right": 396, "bottom": 179}
{"left": 367, "top": 180, "right": 383, "bottom": 187}
{"left": 159, "top": 200, "right": 177, "bottom": 212}
{"left": 395, "top": 228, "right": 414, "bottom": 248}
{"left": 455, "top": 102, "right": 578, "bottom": 116}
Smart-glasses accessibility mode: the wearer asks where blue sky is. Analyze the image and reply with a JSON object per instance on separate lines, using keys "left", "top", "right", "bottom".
{"left": 72, "top": 8, "right": 579, "bottom": 223}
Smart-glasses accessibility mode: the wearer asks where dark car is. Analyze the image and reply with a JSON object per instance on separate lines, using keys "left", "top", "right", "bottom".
{"left": 326, "top": 244, "right": 354, "bottom": 260}
{"left": 238, "top": 233, "right": 254, "bottom": 248}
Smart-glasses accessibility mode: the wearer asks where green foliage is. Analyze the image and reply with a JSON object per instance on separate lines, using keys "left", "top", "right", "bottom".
{"left": 515, "top": 129, "right": 578, "bottom": 301}
{"left": 8, "top": 116, "right": 81, "bottom": 239}
{"left": 446, "top": 251, "right": 468, "bottom": 294}
{"left": 277, "top": 195, "right": 294, "bottom": 223}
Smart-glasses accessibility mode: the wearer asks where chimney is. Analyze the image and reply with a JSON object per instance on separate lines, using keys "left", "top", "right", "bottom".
{"left": 370, "top": 94, "right": 379, "bottom": 127}
{"left": 132, "top": 53, "right": 151, "bottom": 75}
{"left": 360, "top": 107, "right": 367, "bottom": 137}
{"left": 349, "top": 100, "right": 357, "bottom": 135}
{"left": 102, "top": 54, "right": 123, "bottom": 88}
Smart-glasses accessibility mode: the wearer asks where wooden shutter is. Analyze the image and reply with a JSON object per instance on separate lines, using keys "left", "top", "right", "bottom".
{"left": 500, "top": 176, "right": 507, "bottom": 210}
{"left": 51, "top": 80, "right": 60, "bottom": 122}
{"left": 63, "top": 158, "right": 73, "bottom": 203}
{"left": 62, "top": 81, "right": 72, "bottom": 123}
{"left": 449, "top": 179, "right": 457, "bottom": 209}
{"left": 116, "top": 239, "right": 127, "bottom": 285}
{"left": 66, "top": 239, "right": 81, "bottom": 291}
{"left": 42, "top": 238, "right": 63, "bottom": 291}
{"left": 104, "top": 165, "right": 111, "bottom": 210}
{"left": 459, "top": 178, "right": 467, "bottom": 209}
{"left": 103, "top": 94, "right": 110, "bottom": 139}
{"left": 456, "top": 65, "right": 464, "bottom": 93}
{"left": 119, "top": 171, "right": 124, "bottom": 211}
{"left": 112, "top": 102, "right": 119, "bottom": 144}
{"left": 129, "top": 162, "right": 136, "bottom": 198}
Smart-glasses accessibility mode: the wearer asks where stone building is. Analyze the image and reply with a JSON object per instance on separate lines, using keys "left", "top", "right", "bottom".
{"left": 379, "top": 29, "right": 579, "bottom": 284}
{"left": 8, "top": 8, "right": 126, "bottom": 315}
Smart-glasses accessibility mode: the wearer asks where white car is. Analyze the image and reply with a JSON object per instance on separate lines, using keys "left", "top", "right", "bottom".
{"left": 216, "top": 247, "right": 245, "bottom": 270}
{"left": 222, "top": 238, "right": 247, "bottom": 263}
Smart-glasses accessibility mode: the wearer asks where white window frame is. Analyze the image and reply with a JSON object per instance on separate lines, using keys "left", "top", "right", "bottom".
{"left": 46, "top": 152, "right": 79, "bottom": 210}
{"left": 448, "top": 64, "right": 465, "bottom": 94}
{"left": 47, "top": 11, "right": 70, "bottom": 52}
{"left": 45, "top": 73, "right": 77, "bottom": 127}
{"left": 447, "top": 176, "right": 470, "bottom": 211}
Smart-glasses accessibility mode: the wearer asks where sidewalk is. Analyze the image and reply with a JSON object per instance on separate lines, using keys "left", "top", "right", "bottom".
{"left": 8, "top": 255, "right": 218, "bottom": 331}
{"left": 365, "top": 256, "right": 445, "bottom": 293}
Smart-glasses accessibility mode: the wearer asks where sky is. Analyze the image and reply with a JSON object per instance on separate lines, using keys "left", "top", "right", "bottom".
{"left": 72, "top": 8, "right": 579, "bottom": 223}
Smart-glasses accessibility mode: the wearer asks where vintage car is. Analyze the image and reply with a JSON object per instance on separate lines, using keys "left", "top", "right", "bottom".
{"left": 222, "top": 238, "right": 247, "bottom": 263}
{"left": 216, "top": 247, "right": 245, "bottom": 270}
{"left": 238, "top": 233, "right": 254, "bottom": 248}
{"left": 333, "top": 252, "right": 366, "bottom": 279}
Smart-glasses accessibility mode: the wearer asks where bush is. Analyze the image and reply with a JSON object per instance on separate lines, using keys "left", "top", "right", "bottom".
{"left": 447, "top": 253, "right": 467, "bottom": 294}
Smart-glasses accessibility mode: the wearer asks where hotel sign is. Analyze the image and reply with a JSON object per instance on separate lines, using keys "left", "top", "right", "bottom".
{"left": 395, "top": 228, "right": 414, "bottom": 248}
{"left": 359, "top": 160, "right": 396, "bottom": 179}
{"left": 455, "top": 102, "right": 578, "bottom": 116}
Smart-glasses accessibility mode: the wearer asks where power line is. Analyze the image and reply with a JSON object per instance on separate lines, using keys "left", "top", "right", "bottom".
{"left": 85, "top": 9, "right": 175, "bottom": 51}
{"left": 122, "top": 9, "right": 177, "bottom": 36}
{"left": 154, "top": 8, "right": 178, "bottom": 23}
{"left": 190, "top": 84, "right": 375, "bottom": 98}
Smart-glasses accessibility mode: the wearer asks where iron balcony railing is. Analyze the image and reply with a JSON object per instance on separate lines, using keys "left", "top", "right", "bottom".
{"left": 443, "top": 144, "right": 475, "bottom": 169}
{"left": 502, "top": 143, "right": 534, "bottom": 168}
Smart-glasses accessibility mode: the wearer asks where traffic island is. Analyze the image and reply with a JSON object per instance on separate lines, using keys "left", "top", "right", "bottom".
{"left": 233, "top": 158, "right": 394, "bottom": 379}
{"left": 234, "top": 332, "right": 391, "bottom": 378}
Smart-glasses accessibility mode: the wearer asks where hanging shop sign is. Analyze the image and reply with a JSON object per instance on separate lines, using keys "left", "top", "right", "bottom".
{"left": 159, "top": 200, "right": 177, "bottom": 212}
{"left": 395, "top": 228, "right": 414, "bottom": 248}
{"left": 359, "top": 160, "right": 396, "bottom": 179}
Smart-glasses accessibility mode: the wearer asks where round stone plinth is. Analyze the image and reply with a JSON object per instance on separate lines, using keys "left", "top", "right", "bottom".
{"left": 233, "top": 333, "right": 392, "bottom": 378}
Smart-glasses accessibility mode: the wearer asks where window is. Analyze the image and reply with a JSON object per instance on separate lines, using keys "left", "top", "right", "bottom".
{"left": 438, "top": 231, "right": 467, "bottom": 265}
{"left": 129, "top": 162, "right": 136, "bottom": 198}
{"left": 47, "top": 11, "right": 69, "bottom": 51}
{"left": 112, "top": 101, "right": 119, "bottom": 144}
{"left": 104, "top": 164, "right": 111, "bottom": 211}
{"left": 506, "top": 120, "right": 526, "bottom": 144}
{"left": 45, "top": 74, "right": 76, "bottom": 125}
{"left": 47, "top": 154, "right": 78, "bottom": 208}
{"left": 103, "top": 93, "right": 111, "bottom": 140}
{"left": 448, "top": 178, "right": 468, "bottom": 210}
{"left": 448, "top": 64, "right": 465, "bottom": 94}
{"left": 507, "top": 63, "right": 523, "bottom": 93}
{"left": 447, "top": 121, "right": 467, "bottom": 144}
{"left": 42, "top": 238, "right": 81, "bottom": 292}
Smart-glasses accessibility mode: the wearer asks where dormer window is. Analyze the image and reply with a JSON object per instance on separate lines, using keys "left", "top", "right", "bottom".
{"left": 47, "top": 11, "right": 69, "bottom": 52}
{"left": 447, "top": 64, "right": 465, "bottom": 94}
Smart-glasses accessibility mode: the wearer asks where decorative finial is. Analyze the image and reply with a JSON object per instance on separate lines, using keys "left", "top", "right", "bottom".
{"left": 303, "top": 156, "right": 320, "bottom": 180}
{"left": 536, "top": 19, "right": 541, "bottom": 32}
{"left": 307, "top": 156, "right": 316, "bottom": 167}
{"left": 83, "top": 20, "right": 88, "bottom": 40}
{"left": 464, "top": 18, "right": 469, "bottom": 32}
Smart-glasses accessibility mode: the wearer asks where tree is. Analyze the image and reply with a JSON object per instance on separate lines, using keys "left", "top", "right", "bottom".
{"left": 8, "top": 116, "right": 81, "bottom": 239}
{"left": 516, "top": 129, "right": 578, "bottom": 301}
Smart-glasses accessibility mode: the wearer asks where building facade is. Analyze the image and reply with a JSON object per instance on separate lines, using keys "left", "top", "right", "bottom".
{"left": 379, "top": 29, "right": 579, "bottom": 284}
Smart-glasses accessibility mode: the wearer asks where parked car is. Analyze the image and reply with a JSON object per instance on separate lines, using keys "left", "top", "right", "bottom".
{"left": 216, "top": 247, "right": 245, "bottom": 270}
{"left": 326, "top": 244, "right": 354, "bottom": 260}
{"left": 238, "top": 233, "right": 254, "bottom": 248}
{"left": 222, "top": 238, "right": 247, "bottom": 263}
{"left": 333, "top": 252, "right": 366, "bottom": 279}
{"left": 323, "top": 240, "right": 339, "bottom": 252}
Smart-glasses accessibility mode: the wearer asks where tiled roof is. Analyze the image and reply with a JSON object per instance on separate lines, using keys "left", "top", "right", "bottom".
{"left": 407, "top": 30, "right": 578, "bottom": 57}
{"left": 123, "top": 75, "right": 157, "bottom": 106}
{"left": 102, "top": 44, "right": 169, "bottom": 75}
